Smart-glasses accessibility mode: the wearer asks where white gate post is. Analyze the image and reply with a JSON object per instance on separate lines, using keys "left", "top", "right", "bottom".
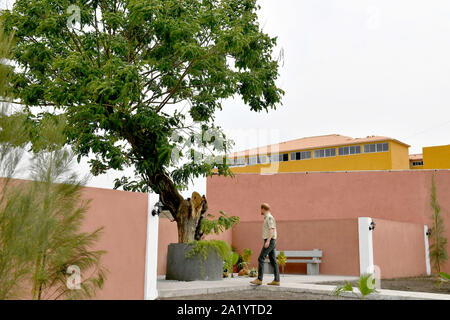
{"left": 144, "top": 193, "right": 159, "bottom": 300}
{"left": 358, "top": 217, "right": 374, "bottom": 275}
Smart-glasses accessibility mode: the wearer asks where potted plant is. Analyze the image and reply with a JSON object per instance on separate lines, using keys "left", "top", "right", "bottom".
{"left": 237, "top": 248, "right": 252, "bottom": 276}
{"left": 248, "top": 268, "right": 258, "bottom": 278}
{"left": 233, "top": 253, "right": 241, "bottom": 274}
{"left": 230, "top": 251, "right": 239, "bottom": 278}
{"left": 222, "top": 251, "right": 238, "bottom": 278}
{"left": 166, "top": 211, "right": 239, "bottom": 281}
{"left": 277, "top": 251, "right": 287, "bottom": 274}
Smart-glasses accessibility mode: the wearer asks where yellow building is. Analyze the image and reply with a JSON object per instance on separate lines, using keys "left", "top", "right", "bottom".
{"left": 228, "top": 134, "right": 411, "bottom": 173}
{"left": 410, "top": 144, "right": 450, "bottom": 170}
{"left": 409, "top": 154, "right": 424, "bottom": 169}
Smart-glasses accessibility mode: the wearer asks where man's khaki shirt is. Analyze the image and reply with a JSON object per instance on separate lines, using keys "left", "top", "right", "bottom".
{"left": 262, "top": 212, "right": 277, "bottom": 240}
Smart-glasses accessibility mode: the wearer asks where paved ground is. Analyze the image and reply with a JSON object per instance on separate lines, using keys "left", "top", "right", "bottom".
{"left": 160, "top": 289, "right": 358, "bottom": 300}
{"left": 157, "top": 274, "right": 450, "bottom": 300}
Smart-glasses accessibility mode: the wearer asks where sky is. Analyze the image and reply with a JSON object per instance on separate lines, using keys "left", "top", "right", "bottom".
{"left": 2, "top": 0, "right": 450, "bottom": 197}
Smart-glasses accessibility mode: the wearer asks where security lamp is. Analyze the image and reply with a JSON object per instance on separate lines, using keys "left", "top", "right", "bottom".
{"left": 369, "top": 221, "right": 376, "bottom": 231}
{"left": 426, "top": 228, "right": 432, "bottom": 236}
{"left": 152, "top": 201, "right": 163, "bottom": 216}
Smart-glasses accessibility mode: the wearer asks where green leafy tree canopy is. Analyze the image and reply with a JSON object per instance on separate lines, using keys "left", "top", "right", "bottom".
{"left": 1, "top": 0, "right": 283, "bottom": 243}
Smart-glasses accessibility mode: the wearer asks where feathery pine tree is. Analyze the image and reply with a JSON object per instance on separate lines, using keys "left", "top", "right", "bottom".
{"left": 429, "top": 174, "right": 448, "bottom": 274}
{"left": 0, "top": 53, "right": 107, "bottom": 300}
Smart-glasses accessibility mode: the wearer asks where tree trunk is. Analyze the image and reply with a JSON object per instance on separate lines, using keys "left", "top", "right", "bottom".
{"left": 127, "top": 132, "right": 208, "bottom": 243}
{"left": 149, "top": 171, "right": 208, "bottom": 243}
{"left": 175, "top": 191, "right": 208, "bottom": 243}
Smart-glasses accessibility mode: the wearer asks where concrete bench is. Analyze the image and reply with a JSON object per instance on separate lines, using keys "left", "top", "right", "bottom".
{"left": 264, "top": 249, "right": 323, "bottom": 275}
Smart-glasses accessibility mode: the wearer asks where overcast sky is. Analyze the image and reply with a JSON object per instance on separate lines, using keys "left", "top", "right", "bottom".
{"left": 2, "top": 0, "right": 450, "bottom": 197}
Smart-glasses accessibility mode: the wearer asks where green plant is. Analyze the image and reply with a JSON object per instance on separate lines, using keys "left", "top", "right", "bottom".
{"left": 0, "top": 22, "right": 13, "bottom": 99}
{"left": 186, "top": 239, "right": 232, "bottom": 277}
{"left": 357, "top": 274, "right": 378, "bottom": 299}
{"left": 223, "top": 251, "right": 237, "bottom": 273}
{"left": 333, "top": 274, "right": 378, "bottom": 299}
{"left": 277, "top": 251, "right": 287, "bottom": 273}
{"left": 223, "top": 251, "right": 239, "bottom": 277}
{"left": 0, "top": 114, "right": 107, "bottom": 300}
{"left": 248, "top": 268, "right": 258, "bottom": 278}
{"left": 1, "top": 0, "right": 283, "bottom": 245}
{"left": 0, "top": 111, "right": 33, "bottom": 299}
{"left": 200, "top": 212, "right": 240, "bottom": 239}
{"left": 237, "top": 248, "right": 253, "bottom": 272}
{"left": 333, "top": 281, "right": 354, "bottom": 297}
{"left": 436, "top": 272, "right": 450, "bottom": 286}
{"left": 439, "top": 272, "right": 450, "bottom": 281}
{"left": 231, "top": 252, "right": 240, "bottom": 267}
{"left": 236, "top": 255, "right": 245, "bottom": 272}
{"left": 186, "top": 240, "right": 232, "bottom": 262}
{"left": 242, "top": 248, "right": 253, "bottom": 264}
{"left": 429, "top": 174, "right": 448, "bottom": 274}
{"left": 237, "top": 262, "right": 248, "bottom": 272}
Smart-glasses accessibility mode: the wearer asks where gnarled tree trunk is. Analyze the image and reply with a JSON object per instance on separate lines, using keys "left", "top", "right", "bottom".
{"left": 176, "top": 192, "right": 208, "bottom": 243}
{"left": 150, "top": 172, "right": 208, "bottom": 243}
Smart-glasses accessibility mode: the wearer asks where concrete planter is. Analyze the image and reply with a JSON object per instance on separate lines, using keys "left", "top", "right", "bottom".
{"left": 165, "top": 243, "right": 223, "bottom": 281}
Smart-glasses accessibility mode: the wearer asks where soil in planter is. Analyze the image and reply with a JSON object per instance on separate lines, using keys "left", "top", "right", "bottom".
{"left": 320, "top": 276, "right": 450, "bottom": 294}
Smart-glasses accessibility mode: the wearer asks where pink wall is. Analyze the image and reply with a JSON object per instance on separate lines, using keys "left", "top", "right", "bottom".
{"left": 207, "top": 170, "right": 450, "bottom": 274}
{"left": 157, "top": 219, "right": 178, "bottom": 276}
{"left": 0, "top": 179, "right": 149, "bottom": 300}
{"left": 372, "top": 218, "right": 427, "bottom": 279}
{"left": 233, "top": 219, "right": 360, "bottom": 276}
{"left": 6, "top": 168, "right": 446, "bottom": 298}
{"left": 80, "top": 186, "right": 148, "bottom": 300}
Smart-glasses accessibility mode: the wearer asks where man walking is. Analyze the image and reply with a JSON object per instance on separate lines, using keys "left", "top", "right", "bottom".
{"left": 250, "top": 203, "right": 280, "bottom": 286}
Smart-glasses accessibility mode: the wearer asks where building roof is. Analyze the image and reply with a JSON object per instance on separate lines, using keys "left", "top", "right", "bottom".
{"left": 409, "top": 154, "right": 423, "bottom": 161}
{"left": 231, "top": 134, "right": 410, "bottom": 158}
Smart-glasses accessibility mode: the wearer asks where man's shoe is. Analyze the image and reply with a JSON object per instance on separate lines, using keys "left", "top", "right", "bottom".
{"left": 250, "top": 279, "right": 262, "bottom": 285}
{"left": 267, "top": 281, "right": 280, "bottom": 286}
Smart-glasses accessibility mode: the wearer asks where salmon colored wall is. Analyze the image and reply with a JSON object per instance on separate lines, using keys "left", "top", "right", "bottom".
{"left": 207, "top": 170, "right": 450, "bottom": 225}
{"left": 157, "top": 219, "right": 178, "bottom": 276}
{"left": 372, "top": 219, "right": 427, "bottom": 279}
{"left": 0, "top": 179, "right": 149, "bottom": 300}
{"left": 207, "top": 170, "right": 450, "bottom": 274}
{"left": 80, "top": 186, "right": 148, "bottom": 300}
{"left": 232, "top": 219, "right": 360, "bottom": 276}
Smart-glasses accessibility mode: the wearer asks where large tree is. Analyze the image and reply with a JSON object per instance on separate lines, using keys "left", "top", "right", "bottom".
{"left": 1, "top": 0, "right": 283, "bottom": 243}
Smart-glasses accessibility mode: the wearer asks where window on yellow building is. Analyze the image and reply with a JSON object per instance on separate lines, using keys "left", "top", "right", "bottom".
{"left": 269, "top": 154, "right": 289, "bottom": 162}
{"left": 363, "top": 143, "right": 389, "bottom": 153}
{"left": 338, "top": 145, "right": 361, "bottom": 156}
{"left": 228, "top": 157, "right": 246, "bottom": 167}
{"left": 248, "top": 156, "right": 258, "bottom": 165}
{"left": 257, "top": 155, "right": 267, "bottom": 164}
{"left": 313, "top": 148, "right": 336, "bottom": 158}
{"left": 290, "top": 151, "right": 311, "bottom": 161}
